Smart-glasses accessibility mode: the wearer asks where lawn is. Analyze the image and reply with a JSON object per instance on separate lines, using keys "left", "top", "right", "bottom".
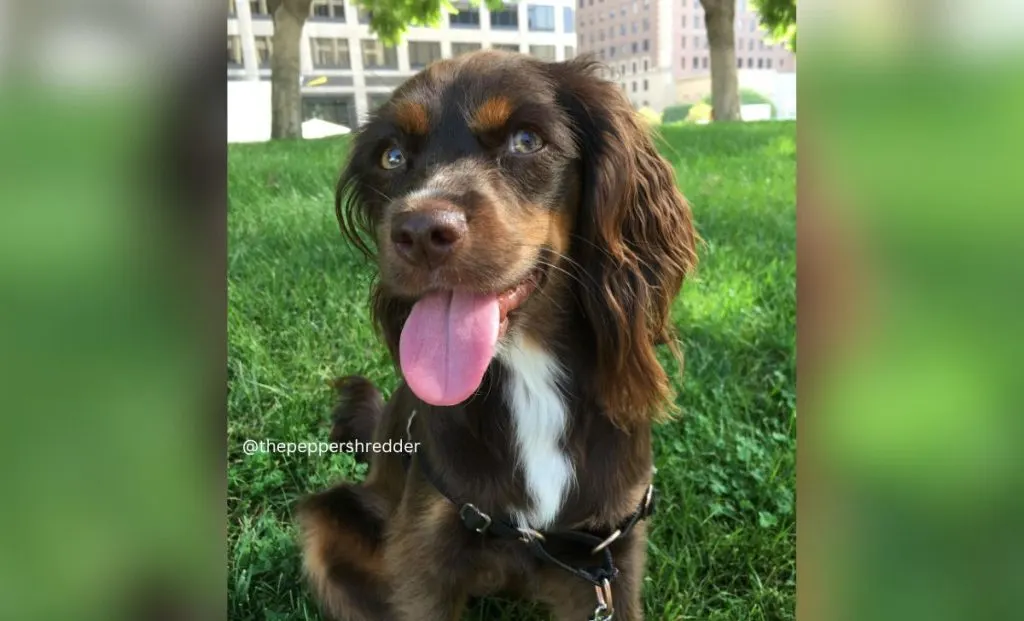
{"left": 228, "top": 121, "right": 796, "bottom": 620}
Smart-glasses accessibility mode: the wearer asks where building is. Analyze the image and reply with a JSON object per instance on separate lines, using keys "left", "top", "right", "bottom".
{"left": 227, "top": 0, "right": 578, "bottom": 129}
{"left": 575, "top": 0, "right": 676, "bottom": 112}
{"left": 577, "top": 0, "right": 795, "bottom": 111}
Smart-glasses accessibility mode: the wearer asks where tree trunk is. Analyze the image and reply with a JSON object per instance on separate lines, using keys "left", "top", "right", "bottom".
{"left": 702, "top": 0, "right": 741, "bottom": 122}
{"left": 270, "top": 0, "right": 312, "bottom": 139}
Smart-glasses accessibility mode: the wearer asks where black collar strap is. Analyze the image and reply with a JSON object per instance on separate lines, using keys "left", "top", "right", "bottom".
{"left": 399, "top": 411, "right": 657, "bottom": 593}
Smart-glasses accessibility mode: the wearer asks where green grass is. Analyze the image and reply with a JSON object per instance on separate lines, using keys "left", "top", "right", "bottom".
{"left": 228, "top": 121, "right": 796, "bottom": 620}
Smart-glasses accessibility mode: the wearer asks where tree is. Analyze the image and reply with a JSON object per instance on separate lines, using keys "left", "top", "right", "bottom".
{"left": 703, "top": 88, "right": 777, "bottom": 118}
{"left": 700, "top": 0, "right": 741, "bottom": 122}
{"left": 268, "top": 0, "right": 313, "bottom": 139}
{"left": 267, "top": 1, "right": 505, "bottom": 139}
{"left": 750, "top": 0, "right": 797, "bottom": 51}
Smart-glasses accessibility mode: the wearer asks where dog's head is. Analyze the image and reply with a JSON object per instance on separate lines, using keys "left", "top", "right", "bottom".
{"left": 338, "top": 51, "right": 697, "bottom": 426}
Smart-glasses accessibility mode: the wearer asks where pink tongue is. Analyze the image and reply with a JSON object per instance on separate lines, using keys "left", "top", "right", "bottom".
{"left": 399, "top": 290, "right": 500, "bottom": 406}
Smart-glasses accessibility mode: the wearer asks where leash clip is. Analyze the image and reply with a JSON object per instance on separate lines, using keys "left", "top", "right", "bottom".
{"left": 589, "top": 579, "right": 614, "bottom": 620}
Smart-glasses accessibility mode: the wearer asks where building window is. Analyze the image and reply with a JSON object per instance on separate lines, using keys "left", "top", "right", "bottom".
{"left": 361, "top": 40, "right": 398, "bottom": 69}
{"left": 528, "top": 5, "right": 556, "bottom": 31}
{"left": 681, "top": 15, "right": 686, "bottom": 28}
{"left": 610, "top": 26, "right": 614, "bottom": 38}
{"left": 249, "top": 0, "right": 270, "bottom": 17}
{"left": 767, "top": 58, "right": 773, "bottom": 69}
{"left": 692, "top": 56, "right": 698, "bottom": 69}
{"left": 631, "top": 22, "right": 637, "bottom": 34}
{"left": 643, "top": 18, "right": 649, "bottom": 31}
{"left": 631, "top": 42, "right": 638, "bottom": 53}
{"left": 227, "top": 35, "right": 242, "bottom": 67}
{"left": 757, "top": 58, "right": 764, "bottom": 69}
{"left": 408, "top": 41, "right": 441, "bottom": 68}
{"left": 631, "top": 81, "right": 637, "bottom": 93}
{"left": 450, "top": 4, "right": 481, "bottom": 27}
{"left": 303, "top": 96, "right": 356, "bottom": 128}
{"left": 642, "top": 39, "right": 649, "bottom": 51}
{"left": 229, "top": 0, "right": 235, "bottom": 16}
{"left": 701, "top": 56, "right": 708, "bottom": 69}
{"left": 632, "top": 61, "right": 637, "bottom": 73}
{"left": 310, "top": 0, "right": 346, "bottom": 20}
{"left": 565, "top": 45, "right": 576, "bottom": 59}
{"left": 643, "top": 100, "right": 648, "bottom": 107}
{"left": 564, "top": 7, "right": 575, "bottom": 33}
{"left": 609, "top": 46, "right": 616, "bottom": 57}
{"left": 491, "top": 5, "right": 519, "bottom": 29}
{"left": 529, "top": 44, "right": 557, "bottom": 61}
{"left": 358, "top": 8, "right": 372, "bottom": 24}
{"left": 747, "top": 57, "right": 754, "bottom": 68}
{"left": 254, "top": 36, "right": 273, "bottom": 67}
{"left": 599, "top": 49, "right": 605, "bottom": 59}
{"left": 311, "top": 37, "right": 351, "bottom": 69}
{"left": 779, "top": 59, "right": 785, "bottom": 69}
{"left": 737, "top": 57, "right": 743, "bottom": 68}
{"left": 693, "top": 36, "right": 699, "bottom": 47}
{"left": 681, "top": 37, "right": 686, "bottom": 49}
{"left": 493, "top": 43, "right": 520, "bottom": 53}
{"left": 749, "top": 19, "right": 756, "bottom": 32}
{"left": 619, "top": 25, "right": 625, "bottom": 35}
{"left": 643, "top": 79, "right": 648, "bottom": 90}
{"left": 452, "top": 42, "right": 483, "bottom": 56}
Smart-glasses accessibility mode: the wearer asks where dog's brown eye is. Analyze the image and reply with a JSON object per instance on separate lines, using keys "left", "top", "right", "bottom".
{"left": 508, "top": 129, "right": 543, "bottom": 154}
{"left": 380, "top": 146, "right": 405, "bottom": 170}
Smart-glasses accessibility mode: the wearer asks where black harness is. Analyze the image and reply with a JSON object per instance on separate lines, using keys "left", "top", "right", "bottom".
{"left": 401, "top": 411, "right": 656, "bottom": 620}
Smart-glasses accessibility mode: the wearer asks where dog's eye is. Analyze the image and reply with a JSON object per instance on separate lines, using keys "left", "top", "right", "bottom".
{"left": 508, "top": 129, "right": 543, "bottom": 155}
{"left": 380, "top": 146, "right": 406, "bottom": 170}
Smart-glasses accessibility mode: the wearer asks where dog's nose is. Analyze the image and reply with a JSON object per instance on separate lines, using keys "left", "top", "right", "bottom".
{"left": 390, "top": 208, "right": 468, "bottom": 267}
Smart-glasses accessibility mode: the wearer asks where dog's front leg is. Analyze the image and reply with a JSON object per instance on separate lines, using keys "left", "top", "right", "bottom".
{"left": 385, "top": 496, "right": 470, "bottom": 621}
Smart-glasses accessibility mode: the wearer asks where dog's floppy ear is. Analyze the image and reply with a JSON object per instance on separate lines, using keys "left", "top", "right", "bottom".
{"left": 553, "top": 57, "right": 698, "bottom": 429}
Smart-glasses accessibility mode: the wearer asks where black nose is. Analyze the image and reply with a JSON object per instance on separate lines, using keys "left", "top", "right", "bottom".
{"left": 390, "top": 208, "right": 468, "bottom": 267}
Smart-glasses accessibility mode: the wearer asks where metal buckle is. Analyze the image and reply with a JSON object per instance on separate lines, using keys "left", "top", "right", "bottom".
{"left": 591, "top": 529, "right": 622, "bottom": 554}
{"left": 642, "top": 484, "right": 655, "bottom": 516}
{"left": 405, "top": 409, "right": 417, "bottom": 441}
{"left": 517, "top": 527, "right": 546, "bottom": 544}
{"left": 589, "top": 579, "right": 614, "bottom": 620}
{"left": 459, "top": 503, "right": 492, "bottom": 533}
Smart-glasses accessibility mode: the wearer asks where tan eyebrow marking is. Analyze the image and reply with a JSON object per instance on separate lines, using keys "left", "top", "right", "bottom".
{"left": 471, "top": 96, "right": 515, "bottom": 133}
{"left": 393, "top": 101, "right": 429, "bottom": 135}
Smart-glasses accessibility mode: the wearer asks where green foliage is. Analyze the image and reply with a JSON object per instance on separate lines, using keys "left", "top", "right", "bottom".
{"left": 228, "top": 121, "right": 796, "bottom": 620}
{"left": 357, "top": 0, "right": 507, "bottom": 45}
{"left": 662, "top": 104, "right": 694, "bottom": 124}
{"left": 750, "top": 0, "right": 797, "bottom": 51}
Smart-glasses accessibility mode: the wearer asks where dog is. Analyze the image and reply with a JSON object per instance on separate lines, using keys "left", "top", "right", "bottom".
{"left": 296, "top": 51, "right": 697, "bottom": 621}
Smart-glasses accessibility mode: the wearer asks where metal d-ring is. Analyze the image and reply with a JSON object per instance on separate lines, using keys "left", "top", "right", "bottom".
{"left": 590, "top": 579, "right": 614, "bottom": 620}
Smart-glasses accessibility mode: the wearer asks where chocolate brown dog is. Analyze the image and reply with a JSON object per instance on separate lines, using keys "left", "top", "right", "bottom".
{"left": 297, "top": 50, "right": 697, "bottom": 621}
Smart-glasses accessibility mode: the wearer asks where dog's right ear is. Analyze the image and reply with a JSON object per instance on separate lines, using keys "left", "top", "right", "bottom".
{"left": 335, "top": 139, "right": 377, "bottom": 259}
{"left": 551, "top": 56, "right": 698, "bottom": 429}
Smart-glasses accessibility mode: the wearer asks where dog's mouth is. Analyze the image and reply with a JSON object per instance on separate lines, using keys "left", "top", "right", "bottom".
{"left": 397, "top": 259, "right": 549, "bottom": 408}
{"left": 496, "top": 264, "right": 546, "bottom": 338}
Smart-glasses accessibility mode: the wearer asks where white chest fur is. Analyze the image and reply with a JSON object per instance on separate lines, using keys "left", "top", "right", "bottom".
{"left": 497, "top": 335, "right": 575, "bottom": 530}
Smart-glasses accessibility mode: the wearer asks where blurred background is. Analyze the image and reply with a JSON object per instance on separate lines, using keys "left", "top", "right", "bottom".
{"left": 1, "top": 0, "right": 1023, "bottom": 619}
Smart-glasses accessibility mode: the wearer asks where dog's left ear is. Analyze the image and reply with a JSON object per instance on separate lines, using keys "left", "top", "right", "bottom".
{"left": 552, "top": 58, "right": 698, "bottom": 429}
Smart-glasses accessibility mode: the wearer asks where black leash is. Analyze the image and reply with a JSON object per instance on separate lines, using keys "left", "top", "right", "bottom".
{"left": 400, "top": 411, "right": 656, "bottom": 620}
